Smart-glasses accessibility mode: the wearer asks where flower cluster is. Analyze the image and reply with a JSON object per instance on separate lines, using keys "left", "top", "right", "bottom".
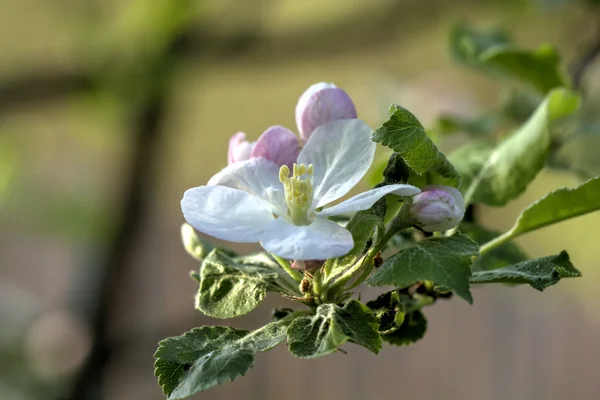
{"left": 181, "top": 82, "right": 465, "bottom": 260}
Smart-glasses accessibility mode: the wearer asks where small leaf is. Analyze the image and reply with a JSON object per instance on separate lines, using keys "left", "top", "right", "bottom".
{"left": 181, "top": 223, "right": 214, "bottom": 261}
{"left": 470, "top": 251, "right": 581, "bottom": 290}
{"left": 479, "top": 44, "right": 568, "bottom": 94}
{"left": 154, "top": 320, "right": 290, "bottom": 399}
{"left": 324, "top": 211, "right": 384, "bottom": 278}
{"left": 504, "top": 176, "right": 600, "bottom": 239}
{"left": 383, "top": 152, "right": 458, "bottom": 188}
{"left": 460, "top": 223, "right": 527, "bottom": 271}
{"left": 366, "top": 234, "right": 479, "bottom": 303}
{"left": 372, "top": 104, "right": 460, "bottom": 186}
{"left": 450, "top": 23, "right": 511, "bottom": 66}
{"left": 366, "top": 290, "right": 415, "bottom": 334}
{"left": 382, "top": 153, "right": 412, "bottom": 184}
{"left": 436, "top": 114, "right": 499, "bottom": 137}
{"left": 286, "top": 300, "right": 381, "bottom": 358}
{"left": 195, "top": 249, "right": 280, "bottom": 319}
{"left": 381, "top": 310, "right": 427, "bottom": 347}
{"left": 459, "top": 88, "right": 580, "bottom": 206}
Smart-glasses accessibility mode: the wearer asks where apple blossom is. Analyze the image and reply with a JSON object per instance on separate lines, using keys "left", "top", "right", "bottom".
{"left": 182, "top": 119, "right": 420, "bottom": 260}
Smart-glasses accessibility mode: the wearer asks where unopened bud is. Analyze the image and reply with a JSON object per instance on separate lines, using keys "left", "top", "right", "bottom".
{"left": 181, "top": 223, "right": 213, "bottom": 261}
{"left": 299, "top": 277, "right": 312, "bottom": 294}
{"left": 410, "top": 185, "right": 465, "bottom": 232}
{"left": 250, "top": 125, "right": 300, "bottom": 169}
{"left": 394, "top": 304, "right": 406, "bottom": 327}
{"left": 227, "top": 132, "right": 255, "bottom": 164}
{"left": 295, "top": 82, "right": 357, "bottom": 141}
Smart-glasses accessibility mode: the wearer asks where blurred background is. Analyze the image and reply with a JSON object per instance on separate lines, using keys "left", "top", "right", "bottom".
{"left": 1, "top": 0, "right": 600, "bottom": 399}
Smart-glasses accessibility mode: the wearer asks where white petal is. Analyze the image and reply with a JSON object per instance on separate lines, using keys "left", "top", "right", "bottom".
{"left": 298, "top": 119, "right": 375, "bottom": 208}
{"left": 317, "top": 184, "right": 421, "bottom": 217}
{"left": 208, "top": 158, "right": 287, "bottom": 215}
{"left": 260, "top": 218, "right": 354, "bottom": 260}
{"left": 182, "top": 186, "right": 275, "bottom": 242}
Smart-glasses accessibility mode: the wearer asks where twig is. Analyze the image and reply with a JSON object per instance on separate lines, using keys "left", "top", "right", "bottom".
{"left": 0, "top": 70, "right": 93, "bottom": 114}
{"left": 0, "top": 0, "right": 452, "bottom": 113}
{"left": 61, "top": 44, "right": 180, "bottom": 400}
{"left": 569, "top": 14, "right": 600, "bottom": 90}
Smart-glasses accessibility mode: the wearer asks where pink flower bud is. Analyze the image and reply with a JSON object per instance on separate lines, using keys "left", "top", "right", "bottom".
{"left": 410, "top": 185, "right": 465, "bottom": 232}
{"left": 251, "top": 126, "right": 300, "bottom": 169}
{"left": 228, "top": 132, "right": 255, "bottom": 164}
{"left": 295, "top": 82, "right": 357, "bottom": 141}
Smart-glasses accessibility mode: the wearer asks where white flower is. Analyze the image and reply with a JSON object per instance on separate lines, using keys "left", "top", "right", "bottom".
{"left": 409, "top": 185, "right": 465, "bottom": 232}
{"left": 182, "top": 119, "right": 420, "bottom": 260}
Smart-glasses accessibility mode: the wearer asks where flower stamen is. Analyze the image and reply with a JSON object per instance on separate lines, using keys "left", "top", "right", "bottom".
{"left": 279, "top": 163, "right": 315, "bottom": 225}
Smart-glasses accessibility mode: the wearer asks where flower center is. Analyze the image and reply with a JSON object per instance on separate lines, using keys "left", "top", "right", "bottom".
{"left": 279, "top": 163, "right": 315, "bottom": 225}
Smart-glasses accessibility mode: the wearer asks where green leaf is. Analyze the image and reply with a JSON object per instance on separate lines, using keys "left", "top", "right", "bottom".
{"left": 286, "top": 300, "right": 381, "bottom": 358}
{"left": 449, "top": 140, "right": 495, "bottom": 194}
{"left": 449, "top": 24, "right": 568, "bottom": 94}
{"left": 460, "top": 88, "right": 580, "bottom": 206}
{"left": 154, "top": 320, "right": 290, "bottom": 399}
{"left": 366, "top": 290, "right": 428, "bottom": 334}
{"left": 381, "top": 310, "right": 427, "bottom": 347}
{"left": 450, "top": 23, "right": 511, "bottom": 66}
{"left": 460, "top": 223, "right": 527, "bottom": 272}
{"left": 382, "top": 152, "right": 412, "bottom": 184}
{"left": 366, "top": 234, "right": 479, "bottom": 304}
{"left": 372, "top": 104, "right": 460, "bottom": 187}
{"left": 436, "top": 114, "right": 499, "bottom": 137}
{"left": 323, "top": 211, "right": 384, "bottom": 278}
{"left": 480, "top": 44, "right": 568, "bottom": 94}
{"left": 195, "top": 249, "right": 280, "bottom": 319}
{"left": 504, "top": 176, "right": 600, "bottom": 239}
{"left": 470, "top": 251, "right": 581, "bottom": 290}
{"left": 376, "top": 152, "right": 456, "bottom": 192}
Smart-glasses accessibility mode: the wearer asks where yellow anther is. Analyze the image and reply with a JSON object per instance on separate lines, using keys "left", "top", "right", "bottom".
{"left": 293, "top": 163, "right": 299, "bottom": 177}
{"left": 297, "top": 164, "right": 307, "bottom": 176}
{"left": 307, "top": 164, "right": 314, "bottom": 176}
{"left": 279, "top": 165, "right": 290, "bottom": 183}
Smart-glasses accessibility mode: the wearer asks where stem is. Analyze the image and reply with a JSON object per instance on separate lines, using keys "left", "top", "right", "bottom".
{"left": 286, "top": 309, "right": 314, "bottom": 320}
{"left": 478, "top": 229, "right": 515, "bottom": 255}
{"left": 312, "top": 269, "right": 323, "bottom": 296}
{"left": 327, "top": 225, "right": 397, "bottom": 294}
{"left": 272, "top": 254, "right": 303, "bottom": 283}
{"left": 345, "top": 253, "right": 376, "bottom": 291}
{"left": 274, "top": 276, "right": 301, "bottom": 297}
